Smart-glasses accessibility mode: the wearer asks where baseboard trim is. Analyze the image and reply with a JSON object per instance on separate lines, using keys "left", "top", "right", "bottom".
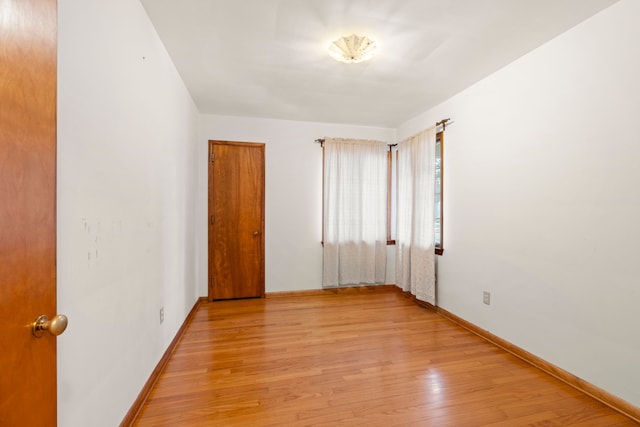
{"left": 436, "top": 306, "right": 640, "bottom": 424}
{"left": 265, "top": 284, "right": 397, "bottom": 298}
{"left": 120, "top": 296, "right": 207, "bottom": 427}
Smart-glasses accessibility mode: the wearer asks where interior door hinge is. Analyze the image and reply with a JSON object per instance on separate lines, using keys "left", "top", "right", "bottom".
{"left": 210, "top": 215, "right": 214, "bottom": 225}
{"left": 209, "top": 152, "right": 214, "bottom": 162}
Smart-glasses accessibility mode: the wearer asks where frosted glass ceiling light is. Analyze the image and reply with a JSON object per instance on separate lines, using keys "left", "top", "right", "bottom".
{"left": 328, "top": 34, "right": 377, "bottom": 64}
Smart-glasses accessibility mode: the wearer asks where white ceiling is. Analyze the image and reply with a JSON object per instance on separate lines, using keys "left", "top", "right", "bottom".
{"left": 141, "top": 0, "right": 618, "bottom": 127}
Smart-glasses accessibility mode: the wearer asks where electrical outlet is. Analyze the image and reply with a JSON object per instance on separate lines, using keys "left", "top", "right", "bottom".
{"left": 159, "top": 307, "right": 165, "bottom": 324}
{"left": 483, "top": 291, "right": 491, "bottom": 305}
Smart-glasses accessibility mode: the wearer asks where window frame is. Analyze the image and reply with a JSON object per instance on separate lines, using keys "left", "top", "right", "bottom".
{"left": 386, "top": 146, "right": 396, "bottom": 245}
{"left": 434, "top": 131, "right": 444, "bottom": 255}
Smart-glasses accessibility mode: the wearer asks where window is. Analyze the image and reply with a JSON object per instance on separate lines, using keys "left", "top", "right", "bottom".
{"left": 435, "top": 132, "right": 444, "bottom": 255}
{"left": 387, "top": 147, "right": 396, "bottom": 244}
{"left": 386, "top": 132, "right": 443, "bottom": 255}
{"left": 321, "top": 138, "right": 388, "bottom": 247}
{"left": 322, "top": 129, "right": 444, "bottom": 256}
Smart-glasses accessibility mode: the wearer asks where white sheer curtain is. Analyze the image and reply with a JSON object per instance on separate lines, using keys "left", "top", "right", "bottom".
{"left": 323, "top": 138, "right": 387, "bottom": 288}
{"left": 396, "top": 127, "right": 437, "bottom": 304}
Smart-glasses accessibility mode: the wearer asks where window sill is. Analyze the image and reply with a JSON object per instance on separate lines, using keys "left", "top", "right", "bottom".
{"left": 388, "top": 240, "right": 444, "bottom": 256}
{"left": 323, "top": 240, "right": 442, "bottom": 255}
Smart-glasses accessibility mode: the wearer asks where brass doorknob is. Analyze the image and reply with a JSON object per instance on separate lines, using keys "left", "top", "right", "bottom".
{"left": 32, "top": 314, "right": 68, "bottom": 337}
{"left": 253, "top": 231, "right": 259, "bottom": 236}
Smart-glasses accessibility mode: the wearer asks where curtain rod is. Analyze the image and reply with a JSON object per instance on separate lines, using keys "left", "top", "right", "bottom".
{"left": 436, "top": 118, "right": 451, "bottom": 131}
{"left": 315, "top": 118, "right": 451, "bottom": 146}
{"left": 314, "top": 138, "right": 396, "bottom": 148}
{"left": 398, "top": 118, "right": 453, "bottom": 145}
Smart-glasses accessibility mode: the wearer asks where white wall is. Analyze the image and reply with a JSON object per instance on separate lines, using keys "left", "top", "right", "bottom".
{"left": 197, "top": 115, "right": 396, "bottom": 294}
{"left": 57, "top": 0, "right": 200, "bottom": 425}
{"left": 398, "top": 0, "right": 640, "bottom": 407}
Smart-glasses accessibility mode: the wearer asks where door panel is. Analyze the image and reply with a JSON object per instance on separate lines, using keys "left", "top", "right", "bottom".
{"left": 0, "top": 0, "right": 58, "bottom": 425}
{"left": 208, "top": 141, "right": 265, "bottom": 300}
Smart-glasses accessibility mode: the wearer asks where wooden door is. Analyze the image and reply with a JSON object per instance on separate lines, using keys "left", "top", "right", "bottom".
{"left": 0, "top": 0, "right": 59, "bottom": 425}
{"left": 208, "top": 141, "right": 265, "bottom": 300}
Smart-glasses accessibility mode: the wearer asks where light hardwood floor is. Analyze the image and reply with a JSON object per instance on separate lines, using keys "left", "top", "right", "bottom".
{"left": 133, "top": 289, "right": 637, "bottom": 426}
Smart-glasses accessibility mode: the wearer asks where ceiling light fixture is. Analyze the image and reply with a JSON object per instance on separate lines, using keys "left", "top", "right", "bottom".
{"left": 327, "top": 34, "right": 377, "bottom": 64}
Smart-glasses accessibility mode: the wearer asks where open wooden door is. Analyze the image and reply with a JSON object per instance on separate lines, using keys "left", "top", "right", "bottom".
{"left": 0, "top": 0, "right": 61, "bottom": 425}
{"left": 208, "top": 141, "right": 265, "bottom": 300}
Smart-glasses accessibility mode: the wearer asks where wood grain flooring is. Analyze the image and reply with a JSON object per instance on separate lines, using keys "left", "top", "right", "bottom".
{"left": 133, "top": 289, "right": 637, "bottom": 426}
